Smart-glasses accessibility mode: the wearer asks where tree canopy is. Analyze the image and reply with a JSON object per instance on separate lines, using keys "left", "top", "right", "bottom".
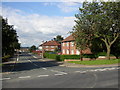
{"left": 53, "top": 35, "right": 64, "bottom": 43}
{"left": 2, "top": 16, "right": 20, "bottom": 57}
{"left": 29, "top": 45, "right": 37, "bottom": 52}
{"left": 72, "top": 2, "right": 120, "bottom": 60}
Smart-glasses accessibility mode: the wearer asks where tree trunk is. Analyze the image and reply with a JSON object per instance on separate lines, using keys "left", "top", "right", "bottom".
{"left": 80, "top": 50, "right": 83, "bottom": 61}
{"left": 106, "top": 46, "right": 111, "bottom": 60}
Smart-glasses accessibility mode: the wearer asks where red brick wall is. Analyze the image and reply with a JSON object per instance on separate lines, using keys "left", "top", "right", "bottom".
{"left": 61, "top": 41, "right": 91, "bottom": 55}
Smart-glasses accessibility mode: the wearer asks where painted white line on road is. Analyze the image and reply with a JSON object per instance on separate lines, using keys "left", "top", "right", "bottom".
{"left": 28, "top": 60, "right": 32, "bottom": 62}
{"left": 17, "top": 58, "right": 19, "bottom": 61}
{"left": 19, "top": 76, "right": 31, "bottom": 79}
{"left": 37, "top": 75, "right": 49, "bottom": 77}
{"left": 1, "top": 78, "right": 11, "bottom": 80}
{"left": 54, "top": 74, "right": 64, "bottom": 76}
{"left": 33, "top": 56, "right": 37, "bottom": 58}
{"left": 42, "top": 68, "right": 47, "bottom": 70}
{"left": 51, "top": 70, "right": 67, "bottom": 74}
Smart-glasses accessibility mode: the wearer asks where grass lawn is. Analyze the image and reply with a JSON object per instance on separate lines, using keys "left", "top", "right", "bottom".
{"left": 0, "top": 63, "right": 2, "bottom": 66}
{"left": 68, "top": 59, "right": 120, "bottom": 65}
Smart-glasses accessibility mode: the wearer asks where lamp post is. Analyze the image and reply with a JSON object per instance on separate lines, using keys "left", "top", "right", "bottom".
{"left": 42, "top": 41, "right": 44, "bottom": 59}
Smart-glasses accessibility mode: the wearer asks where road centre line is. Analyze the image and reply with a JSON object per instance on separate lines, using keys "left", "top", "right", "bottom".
{"left": 19, "top": 76, "right": 31, "bottom": 79}
{"left": 37, "top": 75, "right": 49, "bottom": 77}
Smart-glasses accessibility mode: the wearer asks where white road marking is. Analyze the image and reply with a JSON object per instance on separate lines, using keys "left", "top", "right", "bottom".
{"left": 1, "top": 78, "right": 11, "bottom": 80}
{"left": 28, "top": 60, "right": 32, "bottom": 62}
{"left": 54, "top": 74, "right": 64, "bottom": 76}
{"left": 37, "top": 75, "right": 49, "bottom": 77}
{"left": 19, "top": 76, "right": 31, "bottom": 79}
{"left": 33, "top": 56, "right": 37, "bottom": 58}
{"left": 42, "top": 68, "right": 47, "bottom": 70}
{"left": 17, "top": 58, "right": 19, "bottom": 61}
{"left": 51, "top": 70, "right": 67, "bottom": 74}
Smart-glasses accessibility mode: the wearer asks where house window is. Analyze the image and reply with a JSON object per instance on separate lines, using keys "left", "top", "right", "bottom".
{"left": 67, "top": 49, "right": 69, "bottom": 54}
{"left": 62, "top": 43, "right": 65, "bottom": 46}
{"left": 62, "top": 49, "right": 65, "bottom": 54}
{"left": 51, "top": 49, "right": 54, "bottom": 51}
{"left": 46, "top": 49, "right": 49, "bottom": 51}
{"left": 46, "top": 46, "right": 49, "bottom": 48}
{"left": 66, "top": 42, "right": 69, "bottom": 47}
{"left": 51, "top": 46, "right": 54, "bottom": 48}
{"left": 71, "top": 49, "right": 74, "bottom": 55}
{"left": 76, "top": 50, "right": 80, "bottom": 55}
{"left": 71, "top": 41, "right": 74, "bottom": 47}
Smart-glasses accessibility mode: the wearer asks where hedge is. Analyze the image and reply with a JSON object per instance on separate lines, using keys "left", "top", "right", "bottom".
{"left": 44, "top": 52, "right": 99, "bottom": 61}
{"left": 44, "top": 52, "right": 57, "bottom": 59}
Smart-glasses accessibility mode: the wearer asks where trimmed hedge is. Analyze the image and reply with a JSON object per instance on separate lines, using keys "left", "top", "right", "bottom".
{"left": 44, "top": 52, "right": 104, "bottom": 61}
{"left": 44, "top": 52, "right": 57, "bottom": 59}
{"left": 56, "top": 55, "right": 80, "bottom": 61}
{"left": 83, "top": 54, "right": 98, "bottom": 59}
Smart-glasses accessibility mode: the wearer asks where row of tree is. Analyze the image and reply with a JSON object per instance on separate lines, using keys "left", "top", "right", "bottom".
{"left": 72, "top": 2, "right": 120, "bottom": 60}
{"left": 1, "top": 16, "right": 20, "bottom": 57}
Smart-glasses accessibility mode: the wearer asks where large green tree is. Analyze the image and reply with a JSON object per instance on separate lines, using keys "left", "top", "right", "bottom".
{"left": 53, "top": 35, "right": 64, "bottom": 43}
{"left": 29, "top": 45, "right": 36, "bottom": 52}
{"left": 2, "top": 17, "right": 20, "bottom": 57}
{"left": 72, "top": 2, "right": 120, "bottom": 60}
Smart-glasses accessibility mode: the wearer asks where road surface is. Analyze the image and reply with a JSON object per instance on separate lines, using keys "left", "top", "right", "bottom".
{"left": 2, "top": 52, "right": 120, "bottom": 88}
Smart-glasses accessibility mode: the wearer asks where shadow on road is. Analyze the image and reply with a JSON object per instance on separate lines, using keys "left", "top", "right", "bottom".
{"left": 2, "top": 59, "right": 63, "bottom": 73}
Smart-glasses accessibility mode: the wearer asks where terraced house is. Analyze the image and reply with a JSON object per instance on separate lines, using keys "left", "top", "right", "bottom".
{"left": 61, "top": 35, "right": 91, "bottom": 55}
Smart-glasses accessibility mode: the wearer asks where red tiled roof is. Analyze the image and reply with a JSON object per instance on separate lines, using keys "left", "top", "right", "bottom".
{"left": 40, "top": 40, "right": 60, "bottom": 46}
{"left": 62, "top": 34, "right": 75, "bottom": 42}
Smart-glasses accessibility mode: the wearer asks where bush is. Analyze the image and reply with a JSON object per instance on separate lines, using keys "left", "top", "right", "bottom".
{"left": 44, "top": 52, "right": 101, "bottom": 61}
{"left": 2, "top": 55, "right": 11, "bottom": 62}
{"left": 83, "top": 54, "right": 98, "bottom": 59}
{"left": 43, "top": 52, "right": 57, "bottom": 59}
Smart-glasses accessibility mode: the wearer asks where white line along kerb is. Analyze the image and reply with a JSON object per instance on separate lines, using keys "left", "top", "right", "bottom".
{"left": 19, "top": 76, "right": 31, "bottom": 79}
{"left": 37, "top": 75, "right": 49, "bottom": 77}
{"left": 1, "top": 78, "right": 11, "bottom": 80}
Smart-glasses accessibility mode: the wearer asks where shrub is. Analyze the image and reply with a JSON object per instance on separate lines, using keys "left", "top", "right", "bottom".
{"left": 56, "top": 55, "right": 80, "bottom": 61}
{"left": 83, "top": 54, "right": 98, "bottom": 59}
{"left": 2, "top": 55, "right": 11, "bottom": 62}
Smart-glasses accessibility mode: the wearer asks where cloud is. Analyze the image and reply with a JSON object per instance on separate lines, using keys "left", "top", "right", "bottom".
{"left": 2, "top": 6, "right": 76, "bottom": 47}
{"left": 43, "top": 2, "right": 81, "bottom": 13}
{"left": 57, "top": 2, "right": 78, "bottom": 13}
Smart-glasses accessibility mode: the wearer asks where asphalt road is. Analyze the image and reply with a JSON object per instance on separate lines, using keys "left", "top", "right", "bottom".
{"left": 2, "top": 52, "right": 120, "bottom": 88}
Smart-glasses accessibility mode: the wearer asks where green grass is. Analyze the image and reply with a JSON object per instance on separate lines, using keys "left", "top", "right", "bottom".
{"left": 0, "top": 63, "right": 3, "bottom": 66}
{"left": 68, "top": 59, "right": 120, "bottom": 65}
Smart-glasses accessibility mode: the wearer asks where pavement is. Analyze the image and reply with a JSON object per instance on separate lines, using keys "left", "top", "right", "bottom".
{"left": 35, "top": 58, "right": 120, "bottom": 68}
{"left": 2, "top": 57, "right": 120, "bottom": 68}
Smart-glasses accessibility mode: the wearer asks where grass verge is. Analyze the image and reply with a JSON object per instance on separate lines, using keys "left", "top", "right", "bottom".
{"left": 68, "top": 59, "right": 120, "bottom": 65}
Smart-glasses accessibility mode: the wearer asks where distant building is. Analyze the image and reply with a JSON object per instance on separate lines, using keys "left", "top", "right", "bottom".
{"left": 39, "top": 40, "right": 61, "bottom": 52}
{"left": 20, "top": 47, "right": 29, "bottom": 52}
{"left": 61, "top": 34, "right": 91, "bottom": 55}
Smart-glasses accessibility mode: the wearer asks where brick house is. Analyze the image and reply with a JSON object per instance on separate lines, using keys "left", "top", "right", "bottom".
{"left": 39, "top": 40, "right": 61, "bottom": 52}
{"left": 61, "top": 35, "right": 91, "bottom": 55}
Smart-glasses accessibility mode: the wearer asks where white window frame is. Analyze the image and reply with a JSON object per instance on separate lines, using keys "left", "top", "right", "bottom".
{"left": 62, "top": 49, "right": 65, "bottom": 54}
{"left": 67, "top": 49, "right": 69, "bottom": 54}
{"left": 71, "top": 49, "right": 74, "bottom": 55}
{"left": 71, "top": 41, "right": 74, "bottom": 47}
{"left": 51, "top": 46, "right": 54, "bottom": 48}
